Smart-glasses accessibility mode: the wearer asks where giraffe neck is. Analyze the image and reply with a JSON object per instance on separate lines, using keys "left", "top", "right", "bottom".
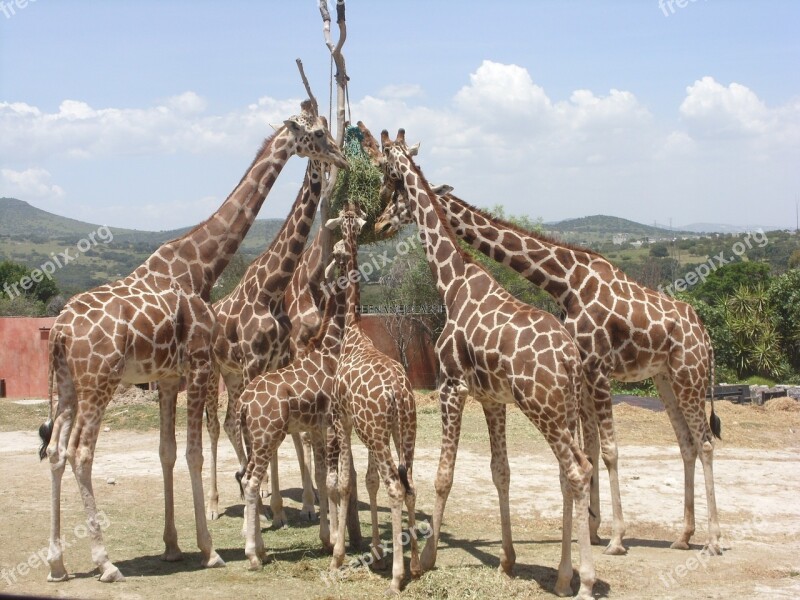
{"left": 233, "top": 160, "right": 322, "bottom": 305}
{"left": 320, "top": 276, "right": 347, "bottom": 353}
{"left": 401, "top": 161, "right": 468, "bottom": 300}
{"left": 440, "top": 194, "right": 592, "bottom": 309}
{"left": 135, "top": 127, "right": 297, "bottom": 298}
{"left": 343, "top": 225, "right": 361, "bottom": 327}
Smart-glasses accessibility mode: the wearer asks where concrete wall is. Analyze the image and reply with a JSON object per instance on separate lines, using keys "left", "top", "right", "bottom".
{"left": 0, "top": 317, "right": 55, "bottom": 399}
{"left": 0, "top": 315, "right": 438, "bottom": 399}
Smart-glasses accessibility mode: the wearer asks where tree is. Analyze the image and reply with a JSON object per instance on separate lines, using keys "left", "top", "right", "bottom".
{"left": 768, "top": 268, "right": 800, "bottom": 370}
{"left": 649, "top": 243, "right": 669, "bottom": 258}
{"left": 0, "top": 259, "right": 60, "bottom": 312}
{"left": 691, "top": 261, "right": 770, "bottom": 304}
{"left": 210, "top": 253, "right": 249, "bottom": 303}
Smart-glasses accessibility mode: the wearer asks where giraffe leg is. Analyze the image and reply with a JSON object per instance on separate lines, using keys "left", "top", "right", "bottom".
{"left": 555, "top": 466, "right": 574, "bottom": 596}
{"left": 243, "top": 465, "right": 270, "bottom": 570}
{"left": 158, "top": 378, "right": 183, "bottom": 562}
{"left": 325, "top": 422, "right": 342, "bottom": 551}
{"left": 310, "top": 430, "right": 332, "bottom": 552}
{"left": 222, "top": 372, "right": 248, "bottom": 468}
{"left": 293, "top": 431, "right": 317, "bottom": 520}
{"left": 330, "top": 419, "right": 353, "bottom": 572}
{"left": 588, "top": 373, "right": 626, "bottom": 555}
{"left": 419, "top": 380, "right": 467, "bottom": 573}
{"left": 45, "top": 375, "right": 75, "bottom": 582}
{"left": 70, "top": 409, "right": 125, "bottom": 583}
{"left": 654, "top": 374, "right": 698, "bottom": 550}
{"left": 398, "top": 385, "right": 420, "bottom": 579}
{"left": 185, "top": 369, "right": 224, "bottom": 569}
{"left": 269, "top": 454, "right": 288, "bottom": 528}
{"left": 481, "top": 402, "right": 516, "bottom": 576}
{"left": 371, "top": 444, "right": 407, "bottom": 595}
{"left": 205, "top": 367, "right": 221, "bottom": 521}
{"left": 365, "top": 451, "right": 386, "bottom": 570}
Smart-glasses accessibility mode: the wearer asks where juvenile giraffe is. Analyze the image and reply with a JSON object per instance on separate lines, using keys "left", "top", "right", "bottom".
{"left": 377, "top": 130, "right": 595, "bottom": 599}
{"left": 284, "top": 226, "right": 363, "bottom": 546}
{"left": 375, "top": 180, "right": 722, "bottom": 556}
{"left": 325, "top": 204, "right": 419, "bottom": 594}
{"left": 238, "top": 252, "right": 347, "bottom": 568}
{"left": 207, "top": 160, "right": 325, "bottom": 525}
{"left": 37, "top": 100, "right": 347, "bottom": 583}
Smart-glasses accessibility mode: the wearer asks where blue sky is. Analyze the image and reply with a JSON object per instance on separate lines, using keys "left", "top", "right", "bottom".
{"left": 1, "top": 0, "right": 798, "bottom": 231}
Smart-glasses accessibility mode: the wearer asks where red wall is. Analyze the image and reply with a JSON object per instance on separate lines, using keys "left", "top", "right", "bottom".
{"left": 0, "top": 317, "right": 55, "bottom": 399}
{"left": 360, "top": 315, "right": 438, "bottom": 389}
{"left": 0, "top": 315, "right": 438, "bottom": 399}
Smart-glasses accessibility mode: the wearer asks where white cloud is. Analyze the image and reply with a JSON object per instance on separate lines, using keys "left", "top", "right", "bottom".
{"left": 1, "top": 64, "right": 797, "bottom": 229}
{"left": 679, "top": 76, "right": 774, "bottom": 138}
{"left": 0, "top": 167, "right": 65, "bottom": 201}
{"left": 0, "top": 95, "right": 302, "bottom": 161}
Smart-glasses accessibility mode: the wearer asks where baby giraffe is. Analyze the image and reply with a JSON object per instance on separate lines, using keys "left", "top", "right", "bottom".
{"left": 237, "top": 255, "right": 346, "bottom": 568}
{"left": 326, "top": 204, "right": 419, "bottom": 594}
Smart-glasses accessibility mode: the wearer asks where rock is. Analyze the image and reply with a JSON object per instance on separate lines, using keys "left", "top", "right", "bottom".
{"left": 106, "top": 477, "right": 116, "bottom": 485}
{"left": 103, "top": 426, "right": 111, "bottom": 432}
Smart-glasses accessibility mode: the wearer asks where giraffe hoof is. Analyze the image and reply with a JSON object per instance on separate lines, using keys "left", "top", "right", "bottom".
{"left": 553, "top": 579, "right": 572, "bottom": 597}
{"left": 207, "top": 509, "right": 220, "bottom": 521}
{"left": 160, "top": 548, "right": 183, "bottom": 562}
{"left": 603, "top": 542, "right": 627, "bottom": 556}
{"left": 47, "top": 571, "right": 69, "bottom": 583}
{"left": 704, "top": 542, "right": 722, "bottom": 556}
{"left": 99, "top": 566, "right": 125, "bottom": 583}
{"left": 301, "top": 504, "right": 316, "bottom": 521}
{"left": 201, "top": 552, "right": 226, "bottom": 569}
{"left": 372, "top": 557, "right": 387, "bottom": 571}
{"left": 670, "top": 540, "right": 691, "bottom": 550}
{"left": 384, "top": 584, "right": 401, "bottom": 596}
{"left": 590, "top": 533, "right": 603, "bottom": 546}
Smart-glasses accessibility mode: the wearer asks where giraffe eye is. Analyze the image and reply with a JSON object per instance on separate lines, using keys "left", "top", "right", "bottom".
{"left": 314, "top": 130, "right": 324, "bottom": 138}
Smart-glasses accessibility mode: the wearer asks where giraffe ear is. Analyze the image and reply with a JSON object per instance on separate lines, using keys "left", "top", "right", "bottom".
{"left": 431, "top": 184, "right": 454, "bottom": 195}
{"left": 355, "top": 217, "right": 367, "bottom": 231}
{"left": 269, "top": 123, "right": 282, "bottom": 131}
{"left": 325, "top": 217, "right": 341, "bottom": 230}
{"left": 283, "top": 118, "right": 302, "bottom": 132}
{"left": 324, "top": 259, "right": 337, "bottom": 281}
{"left": 407, "top": 142, "right": 420, "bottom": 156}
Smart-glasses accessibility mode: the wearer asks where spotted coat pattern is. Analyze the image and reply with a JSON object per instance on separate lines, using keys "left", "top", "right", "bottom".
{"left": 376, "top": 185, "right": 721, "bottom": 556}
{"left": 376, "top": 130, "right": 595, "bottom": 600}
{"left": 326, "top": 205, "right": 419, "bottom": 593}
{"left": 38, "top": 101, "right": 347, "bottom": 584}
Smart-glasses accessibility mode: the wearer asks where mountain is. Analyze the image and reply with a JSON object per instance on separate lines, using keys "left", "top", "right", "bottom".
{"left": 678, "top": 222, "right": 784, "bottom": 234}
{"left": 0, "top": 197, "right": 290, "bottom": 292}
{"left": 545, "top": 214, "right": 693, "bottom": 240}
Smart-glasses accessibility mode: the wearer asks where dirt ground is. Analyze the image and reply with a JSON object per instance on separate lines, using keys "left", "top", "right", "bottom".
{"left": 0, "top": 396, "right": 799, "bottom": 599}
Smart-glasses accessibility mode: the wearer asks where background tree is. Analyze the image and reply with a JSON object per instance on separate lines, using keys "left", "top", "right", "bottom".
{"left": 691, "top": 261, "right": 770, "bottom": 303}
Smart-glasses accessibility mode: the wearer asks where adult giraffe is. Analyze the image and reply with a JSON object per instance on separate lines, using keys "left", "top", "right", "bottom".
{"left": 207, "top": 160, "right": 326, "bottom": 525}
{"left": 377, "top": 130, "right": 595, "bottom": 599}
{"left": 374, "top": 173, "right": 722, "bottom": 556}
{"left": 38, "top": 100, "right": 347, "bottom": 583}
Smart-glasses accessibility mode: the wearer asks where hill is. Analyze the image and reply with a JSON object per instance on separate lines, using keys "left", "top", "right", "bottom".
{"left": 0, "top": 198, "right": 288, "bottom": 293}
{"left": 546, "top": 214, "right": 693, "bottom": 241}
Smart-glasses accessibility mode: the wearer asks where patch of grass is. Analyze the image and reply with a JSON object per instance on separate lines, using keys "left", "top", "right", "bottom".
{"left": 103, "top": 402, "right": 181, "bottom": 431}
{"left": 742, "top": 375, "right": 778, "bottom": 386}
{"left": 611, "top": 379, "right": 657, "bottom": 397}
{"left": 0, "top": 400, "right": 48, "bottom": 431}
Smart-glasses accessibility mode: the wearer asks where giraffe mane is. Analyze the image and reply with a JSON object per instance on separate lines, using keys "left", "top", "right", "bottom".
{"left": 300, "top": 288, "right": 339, "bottom": 355}
{"left": 400, "top": 149, "right": 480, "bottom": 268}
{"left": 446, "top": 194, "right": 603, "bottom": 259}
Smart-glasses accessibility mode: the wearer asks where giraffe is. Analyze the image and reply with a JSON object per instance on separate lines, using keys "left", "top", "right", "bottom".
{"left": 206, "top": 159, "right": 326, "bottom": 525}
{"left": 374, "top": 179, "right": 722, "bottom": 557}
{"left": 237, "top": 250, "right": 347, "bottom": 568}
{"left": 283, "top": 224, "right": 364, "bottom": 548}
{"left": 37, "top": 100, "right": 347, "bottom": 583}
{"left": 376, "top": 130, "right": 595, "bottom": 599}
{"left": 325, "top": 204, "right": 419, "bottom": 594}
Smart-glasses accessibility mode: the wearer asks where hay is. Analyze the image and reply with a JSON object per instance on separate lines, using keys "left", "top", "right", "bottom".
{"left": 764, "top": 396, "right": 799, "bottom": 412}
{"left": 330, "top": 125, "right": 384, "bottom": 244}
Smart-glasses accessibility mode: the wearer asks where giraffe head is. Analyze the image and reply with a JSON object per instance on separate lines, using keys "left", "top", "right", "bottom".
{"left": 373, "top": 132, "right": 451, "bottom": 236}
{"left": 283, "top": 100, "right": 349, "bottom": 169}
{"left": 325, "top": 203, "right": 366, "bottom": 252}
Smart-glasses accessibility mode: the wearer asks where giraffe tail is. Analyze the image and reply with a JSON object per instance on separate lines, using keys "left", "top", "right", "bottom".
{"left": 38, "top": 329, "right": 62, "bottom": 460}
{"left": 398, "top": 464, "right": 411, "bottom": 495}
{"left": 708, "top": 342, "right": 722, "bottom": 440}
{"left": 235, "top": 398, "right": 249, "bottom": 500}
